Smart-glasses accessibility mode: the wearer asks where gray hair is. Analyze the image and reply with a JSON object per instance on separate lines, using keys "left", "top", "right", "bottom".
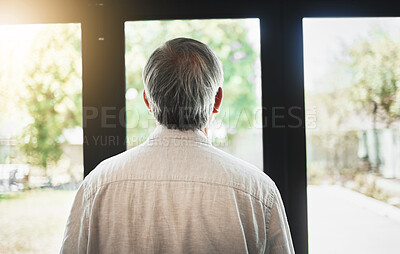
{"left": 143, "top": 37, "right": 223, "bottom": 131}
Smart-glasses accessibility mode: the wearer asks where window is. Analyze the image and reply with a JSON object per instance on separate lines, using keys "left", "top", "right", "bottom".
{"left": 0, "top": 23, "right": 82, "bottom": 253}
{"left": 303, "top": 18, "right": 400, "bottom": 254}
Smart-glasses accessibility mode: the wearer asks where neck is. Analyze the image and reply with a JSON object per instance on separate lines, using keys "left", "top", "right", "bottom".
{"left": 154, "top": 122, "right": 208, "bottom": 136}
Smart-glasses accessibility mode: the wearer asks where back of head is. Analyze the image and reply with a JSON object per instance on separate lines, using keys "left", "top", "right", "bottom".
{"left": 143, "top": 37, "right": 223, "bottom": 131}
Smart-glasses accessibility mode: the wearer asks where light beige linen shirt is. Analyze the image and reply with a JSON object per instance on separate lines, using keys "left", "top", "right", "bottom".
{"left": 61, "top": 125, "right": 294, "bottom": 254}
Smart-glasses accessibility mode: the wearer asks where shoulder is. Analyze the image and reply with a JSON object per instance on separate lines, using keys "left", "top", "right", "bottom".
{"left": 81, "top": 144, "right": 145, "bottom": 196}
{"left": 209, "top": 145, "right": 273, "bottom": 183}
{"left": 206, "top": 146, "right": 276, "bottom": 207}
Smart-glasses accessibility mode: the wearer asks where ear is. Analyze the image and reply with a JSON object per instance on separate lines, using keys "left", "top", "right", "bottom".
{"left": 213, "top": 87, "right": 223, "bottom": 114}
{"left": 143, "top": 90, "right": 152, "bottom": 112}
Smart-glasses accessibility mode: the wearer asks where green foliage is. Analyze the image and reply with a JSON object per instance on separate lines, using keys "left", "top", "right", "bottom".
{"left": 307, "top": 29, "right": 400, "bottom": 177}
{"left": 20, "top": 24, "right": 81, "bottom": 175}
{"left": 125, "top": 19, "right": 260, "bottom": 143}
{"left": 348, "top": 30, "right": 400, "bottom": 126}
{"left": 354, "top": 173, "right": 389, "bottom": 202}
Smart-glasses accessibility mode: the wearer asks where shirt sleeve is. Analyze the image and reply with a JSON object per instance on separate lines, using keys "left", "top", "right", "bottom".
{"left": 266, "top": 184, "right": 295, "bottom": 254}
{"left": 60, "top": 183, "right": 89, "bottom": 254}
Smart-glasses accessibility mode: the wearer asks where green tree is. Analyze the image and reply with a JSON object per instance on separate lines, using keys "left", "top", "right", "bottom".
{"left": 125, "top": 19, "right": 260, "bottom": 145}
{"left": 349, "top": 31, "right": 400, "bottom": 126}
{"left": 21, "top": 24, "right": 81, "bottom": 183}
{"left": 348, "top": 30, "right": 400, "bottom": 172}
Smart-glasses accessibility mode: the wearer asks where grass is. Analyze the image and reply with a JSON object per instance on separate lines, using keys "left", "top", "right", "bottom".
{"left": 0, "top": 189, "right": 76, "bottom": 254}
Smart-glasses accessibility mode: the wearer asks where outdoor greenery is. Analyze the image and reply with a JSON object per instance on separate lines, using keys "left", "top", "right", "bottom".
{"left": 305, "top": 29, "right": 400, "bottom": 211}
{"left": 125, "top": 19, "right": 260, "bottom": 143}
{"left": 349, "top": 30, "right": 400, "bottom": 127}
{"left": 307, "top": 28, "right": 400, "bottom": 179}
{"left": 353, "top": 173, "right": 390, "bottom": 204}
{"left": 20, "top": 24, "right": 82, "bottom": 183}
{"left": 348, "top": 30, "right": 400, "bottom": 174}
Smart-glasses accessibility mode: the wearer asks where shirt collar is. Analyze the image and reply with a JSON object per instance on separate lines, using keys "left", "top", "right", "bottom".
{"left": 147, "top": 124, "right": 210, "bottom": 145}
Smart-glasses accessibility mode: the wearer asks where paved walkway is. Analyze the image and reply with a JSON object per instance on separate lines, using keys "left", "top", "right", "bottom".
{"left": 307, "top": 185, "right": 400, "bottom": 254}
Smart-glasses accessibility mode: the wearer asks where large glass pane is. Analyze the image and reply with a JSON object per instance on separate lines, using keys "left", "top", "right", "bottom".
{"left": 0, "top": 23, "right": 83, "bottom": 253}
{"left": 125, "top": 19, "right": 262, "bottom": 169}
{"left": 303, "top": 18, "right": 400, "bottom": 254}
